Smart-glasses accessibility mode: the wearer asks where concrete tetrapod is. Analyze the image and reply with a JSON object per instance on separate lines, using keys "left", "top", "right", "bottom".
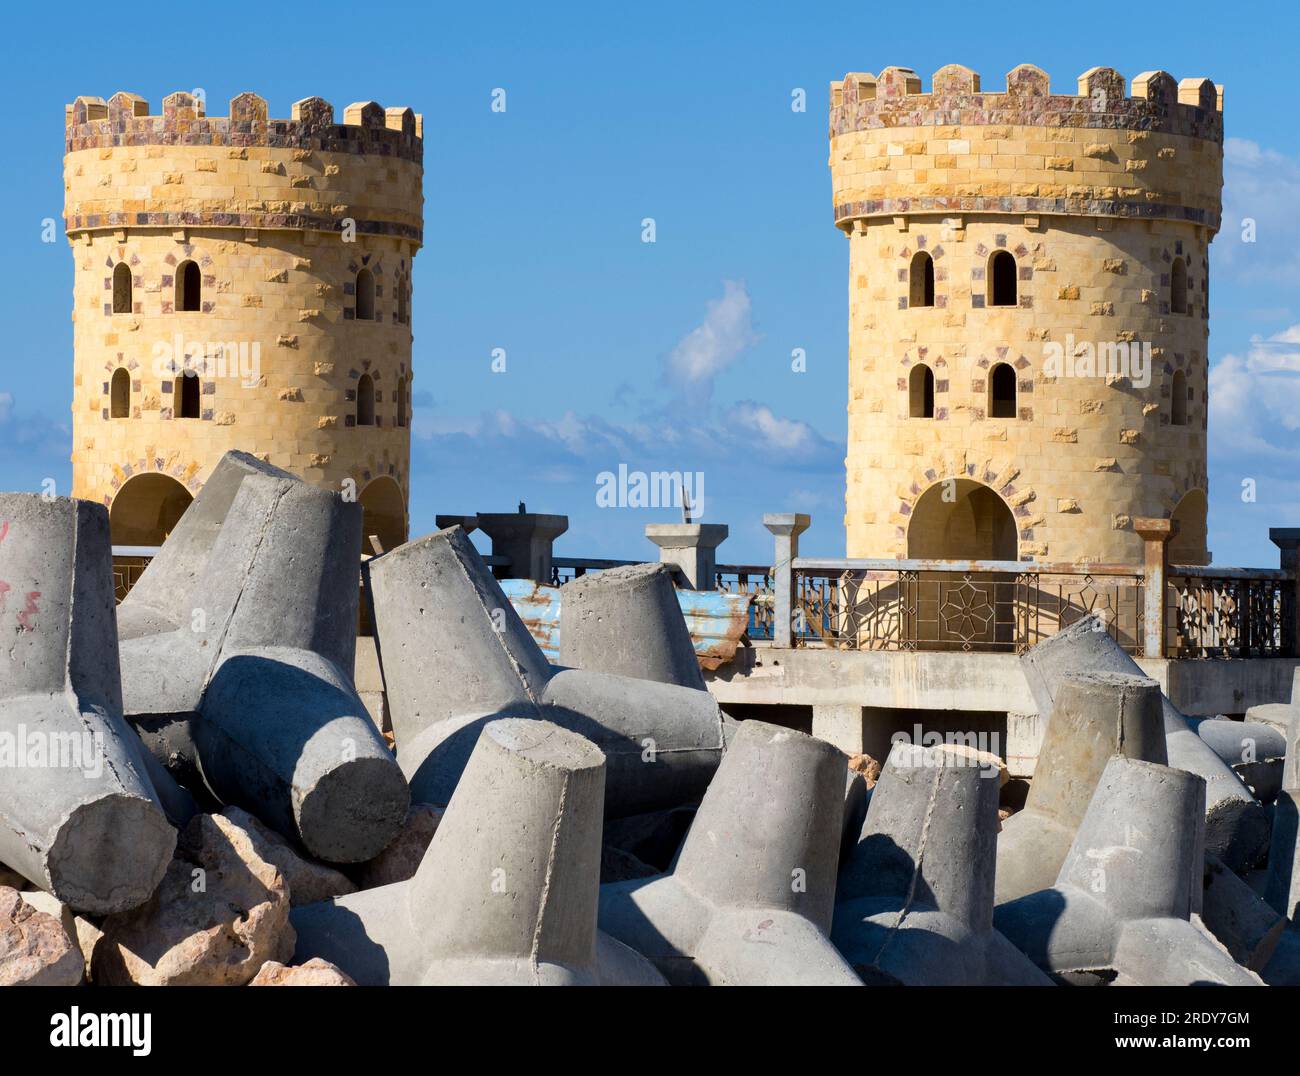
{"left": 994, "top": 756, "right": 1261, "bottom": 985}
{"left": 365, "top": 526, "right": 729, "bottom": 818}
{"left": 832, "top": 742, "right": 1051, "bottom": 985}
{"left": 597, "top": 721, "right": 862, "bottom": 985}
{"left": 558, "top": 562, "right": 706, "bottom": 689}
{"left": 118, "top": 453, "right": 408, "bottom": 863}
{"left": 0, "top": 494, "right": 177, "bottom": 915}
{"left": 996, "top": 671, "right": 1166, "bottom": 905}
{"left": 1019, "top": 614, "right": 1269, "bottom": 871}
{"left": 290, "top": 718, "right": 666, "bottom": 985}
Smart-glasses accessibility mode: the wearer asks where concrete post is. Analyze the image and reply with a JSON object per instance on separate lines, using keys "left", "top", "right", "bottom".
{"left": 1270, "top": 528, "right": 1300, "bottom": 658}
{"left": 434, "top": 514, "right": 478, "bottom": 536}
{"left": 1133, "top": 516, "right": 1173, "bottom": 659}
{"left": 644, "top": 523, "right": 729, "bottom": 590}
{"left": 764, "top": 513, "right": 811, "bottom": 649}
{"left": 812, "top": 704, "right": 866, "bottom": 755}
{"left": 476, "top": 507, "right": 568, "bottom": 583}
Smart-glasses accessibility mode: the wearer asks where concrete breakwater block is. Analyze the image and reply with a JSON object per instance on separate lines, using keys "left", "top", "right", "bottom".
{"left": 995, "top": 756, "right": 1261, "bottom": 985}
{"left": 290, "top": 719, "right": 665, "bottom": 985}
{"left": 996, "top": 670, "right": 1166, "bottom": 905}
{"left": 558, "top": 562, "right": 706, "bottom": 689}
{"left": 0, "top": 494, "right": 177, "bottom": 915}
{"left": 1020, "top": 614, "right": 1270, "bottom": 871}
{"left": 598, "top": 721, "right": 861, "bottom": 985}
{"left": 833, "top": 742, "right": 1050, "bottom": 985}
{"left": 366, "top": 526, "right": 729, "bottom": 817}
{"left": 118, "top": 452, "right": 408, "bottom": 864}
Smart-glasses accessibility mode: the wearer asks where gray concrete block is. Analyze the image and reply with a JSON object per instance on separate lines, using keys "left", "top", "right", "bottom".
{"left": 996, "top": 670, "right": 1166, "bottom": 905}
{"left": 558, "top": 563, "right": 705, "bottom": 689}
{"left": 290, "top": 719, "right": 665, "bottom": 985}
{"left": 995, "top": 756, "right": 1261, "bottom": 985}
{"left": 598, "top": 721, "right": 861, "bottom": 985}
{"left": 834, "top": 742, "right": 1050, "bottom": 985}
{"left": 1020, "top": 614, "right": 1270, "bottom": 871}
{"left": 118, "top": 453, "right": 407, "bottom": 863}
{"left": 0, "top": 494, "right": 177, "bottom": 914}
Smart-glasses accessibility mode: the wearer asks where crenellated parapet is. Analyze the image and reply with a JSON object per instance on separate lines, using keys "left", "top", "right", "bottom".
{"left": 64, "top": 92, "right": 424, "bottom": 243}
{"left": 829, "top": 65, "right": 1223, "bottom": 233}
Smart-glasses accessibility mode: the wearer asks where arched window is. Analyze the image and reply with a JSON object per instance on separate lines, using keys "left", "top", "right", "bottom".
{"left": 1171, "top": 369, "right": 1188, "bottom": 426}
{"left": 356, "top": 373, "right": 375, "bottom": 426}
{"left": 909, "top": 251, "right": 935, "bottom": 308}
{"left": 396, "top": 272, "right": 409, "bottom": 326}
{"left": 176, "top": 370, "right": 201, "bottom": 418}
{"left": 112, "top": 263, "right": 133, "bottom": 314}
{"left": 396, "top": 376, "right": 408, "bottom": 428}
{"left": 110, "top": 368, "right": 131, "bottom": 418}
{"left": 356, "top": 269, "right": 375, "bottom": 321}
{"left": 1170, "top": 257, "right": 1188, "bottom": 315}
{"left": 176, "top": 260, "right": 201, "bottom": 312}
{"left": 989, "top": 363, "right": 1017, "bottom": 419}
{"left": 909, "top": 364, "right": 935, "bottom": 419}
{"left": 989, "top": 251, "right": 1017, "bottom": 307}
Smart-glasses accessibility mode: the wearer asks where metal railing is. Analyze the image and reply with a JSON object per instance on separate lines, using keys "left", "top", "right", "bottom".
{"left": 790, "top": 558, "right": 1145, "bottom": 654}
{"left": 1165, "top": 566, "right": 1294, "bottom": 659}
{"left": 716, "top": 564, "right": 774, "bottom": 640}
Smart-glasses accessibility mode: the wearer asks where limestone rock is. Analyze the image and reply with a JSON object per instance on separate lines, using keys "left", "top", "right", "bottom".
{"left": 847, "top": 753, "right": 882, "bottom": 788}
{"left": 356, "top": 804, "right": 443, "bottom": 889}
{"left": 18, "top": 889, "right": 104, "bottom": 976}
{"left": 221, "top": 807, "right": 358, "bottom": 906}
{"left": 0, "top": 887, "right": 84, "bottom": 986}
{"left": 93, "top": 813, "right": 295, "bottom": 986}
{"left": 249, "top": 958, "right": 355, "bottom": 986}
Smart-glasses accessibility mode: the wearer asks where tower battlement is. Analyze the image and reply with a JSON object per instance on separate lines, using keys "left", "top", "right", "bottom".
{"left": 65, "top": 92, "right": 423, "bottom": 242}
{"left": 829, "top": 66, "right": 1223, "bottom": 234}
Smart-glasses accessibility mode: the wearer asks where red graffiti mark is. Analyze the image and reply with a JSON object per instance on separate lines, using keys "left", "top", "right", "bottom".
{"left": 0, "top": 521, "right": 8, "bottom": 545}
{"left": 16, "top": 592, "right": 39, "bottom": 631}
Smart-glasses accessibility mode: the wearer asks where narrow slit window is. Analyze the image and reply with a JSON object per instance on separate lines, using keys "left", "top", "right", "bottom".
{"left": 113, "top": 263, "right": 133, "bottom": 314}
{"left": 356, "top": 269, "right": 375, "bottom": 321}
{"left": 357, "top": 373, "right": 375, "bottom": 425}
{"left": 177, "top": 370, "right": 200, "bottom": 418}
{"left": 909, "top": 364, "right": 935, "bottom": 418}
{"left": 989, "top": 251, "right": 1017, "bottom": 307}
{"left": 176, "top": 260, "right": 201, "bottom": 312}
{"left": 110, "top": 368, "right": 130, "bottom": 418}
{"left": 909, "top": 251, "right": 935, "bottom": 308}
{"left": 989, "top": 363, "right": 1017, "bottom": 418}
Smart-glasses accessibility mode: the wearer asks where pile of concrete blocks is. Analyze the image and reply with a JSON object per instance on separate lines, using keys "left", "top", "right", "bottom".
{"left": 363, "top": 525, "right": 731, "bottom": 819}
{"left": 5, "top": 455, "right": 1300, "bottom": 988}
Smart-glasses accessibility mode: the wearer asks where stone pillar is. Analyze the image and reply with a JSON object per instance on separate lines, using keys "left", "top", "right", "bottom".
{"left": 764, "top": 513, "right": 810, "bottom": 648}
{"left": 1133, "top": 517, "right": 1173, "bottom": 660}
{"left": 644, "top": 523, "right": 729, "bottom": 590}
{"left": 476, "top": 508, "right": 568, "bottom": 582}
{"left": 812, "top": 704, "right": 866, "bottom": 755}
{"left": 1270, "top": 528, "right": 1300, "bottom": 659}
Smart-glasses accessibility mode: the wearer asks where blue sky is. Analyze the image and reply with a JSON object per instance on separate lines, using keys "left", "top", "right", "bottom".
{"left": 3, "top": 0, "right": 1299, "bottom": 566}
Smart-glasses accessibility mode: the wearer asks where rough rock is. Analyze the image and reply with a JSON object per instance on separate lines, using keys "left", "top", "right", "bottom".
{"left": 847, "top": 754, "right": 881, "bottom": 788}
{"left": 222, "top": 807, "right": 358, "bottom": 906}
{"left": 0, "top": 886, "right": 84, "bottom": 986}
{"left": 249, "top": 957, "right": 355, "bottom": 986}
{"left": 93, "top": 813, "right": 295, "bottom": 986}
{"left": 355, "top": 804, "right": 443, "bottom": 889}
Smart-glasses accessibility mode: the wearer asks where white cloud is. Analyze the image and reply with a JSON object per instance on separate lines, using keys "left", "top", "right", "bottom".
{"left": 727, "top": 401, "right": 819, "bottom": 454}
{"left": 1209, "top": 329, "right": 1300, "bottom": 456}
{"left": 663, "top": 280, "right": 759, "bottom": 393}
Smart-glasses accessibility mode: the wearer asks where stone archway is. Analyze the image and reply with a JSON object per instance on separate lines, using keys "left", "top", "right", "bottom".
{"left": 109, "top": 473, "right": 194, "bottom": 546}
{"left": 907, "top": 479, "right": 1018, "bottom": 561}
{"left": 1169, "top": 489, "right": 1209, "bottom": 566}
{"left": 358, "top": 476, "right": 407, "bottom": 555}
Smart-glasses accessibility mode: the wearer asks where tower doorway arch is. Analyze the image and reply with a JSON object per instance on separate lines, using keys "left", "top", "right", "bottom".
{"left": 109, "top": 473, "right": 194, "bottom": 546}
{"left": 358, "top": 476, "right": 408, "bottom": 555}
{"left": 907, "top": 479, "right": 1017, "bottom": 561}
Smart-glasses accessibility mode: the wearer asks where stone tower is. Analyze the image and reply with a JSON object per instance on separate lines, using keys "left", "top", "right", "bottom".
{"left": 64, "top": 91, "right": 423, "bottom": 552}
{"left": 829, "top": 65, "right": 1222, "bottom": 565}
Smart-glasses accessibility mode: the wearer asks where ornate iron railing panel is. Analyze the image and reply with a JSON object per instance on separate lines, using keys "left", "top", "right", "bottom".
{"left": 791, "top": 561, "right": 1144, "bottom": 654}
{"left": 716, "top": 565, "right": 774, "bottom": 640}
{"left": 1166, "top": 570, "right": 1294, "bottom": 659}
